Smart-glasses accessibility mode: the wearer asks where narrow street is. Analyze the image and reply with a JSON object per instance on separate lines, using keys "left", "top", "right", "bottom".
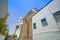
{"left": 0, "top": 0, "right": 60, "bottom": 40}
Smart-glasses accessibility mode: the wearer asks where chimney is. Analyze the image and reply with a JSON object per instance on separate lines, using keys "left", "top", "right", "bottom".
{"left": 34, "top": 8, "right": 39, "bottom": 12}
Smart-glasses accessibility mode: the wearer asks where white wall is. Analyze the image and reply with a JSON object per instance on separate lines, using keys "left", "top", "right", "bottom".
{"left": 15, "top": 28, "right": 21, "bottom": 39}
{"left": 15, "top": 17, "right": 23, "bottom": 39}
{"left": 33, "top": 31, "right": 60, "bottom": 40}
{"left": 0, "top": 34, "right": 5, "bottom": 40}
{"left": 32, "top": 0, "right": 60, "bottom": 40}
{"left": 32, "top": 6, "right": 59, "bottom": 34}
{"left": 47, "top": 0, "right": 60, "bottom": 14}
{"left": 47, "top": 0, "right": 60, "bottom": 29}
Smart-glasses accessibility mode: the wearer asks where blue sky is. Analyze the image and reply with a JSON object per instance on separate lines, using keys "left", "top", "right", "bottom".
{"left": 8, "top": 0, "right": 51, "bottom": 35}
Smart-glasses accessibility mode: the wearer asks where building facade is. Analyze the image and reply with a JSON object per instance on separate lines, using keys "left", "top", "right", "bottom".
{"left": 14, "top": 17, "right": 23, "bottom": 39}
{"left": 19, "top": 9, "right": 37, "bottom": 40}
{"left": 0, "top": 0, "right": 8, "bottom": 18}
{"left": 32, "top": 0, "right": 60, "bottom": 40}
{"left": 0, "top": 0, "right": 8, "bottom": 23}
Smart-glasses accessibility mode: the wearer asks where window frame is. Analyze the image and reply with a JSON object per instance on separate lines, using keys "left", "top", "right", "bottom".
{"left": 53, "top": 11, "right": 60, "bottom": 22}
{"left": 41, "top": 18, "right": 48, "bottom": 27}
{"left": 33, "top": 23, "right": 36, "bottom": 29}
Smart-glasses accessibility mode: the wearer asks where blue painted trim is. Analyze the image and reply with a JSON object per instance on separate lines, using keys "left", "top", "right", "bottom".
{"left": 33, "top": 0, "right": 53, "bottom": 16}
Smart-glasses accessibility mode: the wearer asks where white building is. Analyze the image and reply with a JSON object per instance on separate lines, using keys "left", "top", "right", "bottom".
{"left": 15, "top": 17, "right": 23, "bottom": 39}
{"left": 32, "top": 0, "right": 60, "bottom": 40}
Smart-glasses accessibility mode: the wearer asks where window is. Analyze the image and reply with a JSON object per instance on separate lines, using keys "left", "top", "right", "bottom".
{"left": 24, "top": 19, "right": 27, "bottom": 23}
{"left": 33, "top": 23, "right": 36, "bottom": 29}
{"left": 53, "top": 11, "right": 60, "bottom": 22}
{"left": 41, "top": 18, "right": 48, "bottom": 26}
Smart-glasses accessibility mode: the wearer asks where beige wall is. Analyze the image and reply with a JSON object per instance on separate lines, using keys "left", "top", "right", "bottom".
{"left": 19, "top": 10, "right": 37, "bottom": 40}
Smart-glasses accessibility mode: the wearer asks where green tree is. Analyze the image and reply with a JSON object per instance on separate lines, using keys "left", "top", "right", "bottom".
{"left": 0, "top": 17, "right": 8, "bottom": 36}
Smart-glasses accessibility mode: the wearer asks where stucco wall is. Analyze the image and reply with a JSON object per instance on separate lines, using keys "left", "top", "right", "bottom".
{"left": 47, "top": 0, "right": 60, "bottom": 14}
{"left": 32, "top": 6, "right": 59, "bottom": 34}
{"left": 33, "top": 31, "right": 60, "bottom": 40}
{"left": 32, "top": 0, "right": 60, "bottom": 40}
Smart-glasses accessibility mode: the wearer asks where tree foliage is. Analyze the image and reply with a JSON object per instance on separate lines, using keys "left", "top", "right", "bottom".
{"left": 0, "top": 17, "right": 8, "bottom": 36}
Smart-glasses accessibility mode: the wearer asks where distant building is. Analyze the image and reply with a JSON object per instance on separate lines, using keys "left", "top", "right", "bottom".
{"left": 32, "top": 0, "right": 60, "bottom": 40}
{"left": 15, "top": 17, "right": 23, "bottom": 39}
{"left": 19, "top": 9, "right": 37, "bottom": 40}
{"left": 0, "top": 0, "right": 8, "bottom": 18}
